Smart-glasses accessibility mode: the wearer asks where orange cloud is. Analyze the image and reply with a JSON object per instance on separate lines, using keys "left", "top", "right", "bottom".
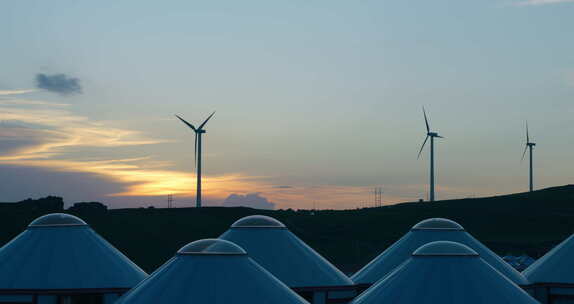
{"left": 0, "top": 97, "right": 412, "bottom": 209}
{"left": 0, "top": 98, "right": 271, "bottom": 202}
{"left": 7, "top": 158, "right": 263, "bottom": 199}
{"left": 0, "top": 106, "right": 160, "bottom": 161}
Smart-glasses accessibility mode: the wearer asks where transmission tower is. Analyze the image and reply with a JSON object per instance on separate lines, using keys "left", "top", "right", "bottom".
{"left": 374, "top": 187, "right": 383, "bottom": 207}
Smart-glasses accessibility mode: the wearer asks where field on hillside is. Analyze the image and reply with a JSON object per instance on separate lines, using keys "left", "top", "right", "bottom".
{"left": 1, "top": 185, "right": 574, "bottom": 274}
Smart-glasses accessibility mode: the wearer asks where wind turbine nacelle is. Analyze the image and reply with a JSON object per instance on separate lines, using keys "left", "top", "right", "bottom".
{"left": 197, "top": 129, "right": 206, "bottom": 134}
{"left": 528, "top": 143, "right": 536, "bottom": 147}
{"left": 428, "top": 132, "right": 438, "bottom": 137}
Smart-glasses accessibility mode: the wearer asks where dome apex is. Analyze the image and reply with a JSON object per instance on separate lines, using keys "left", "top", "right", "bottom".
{"left": 411, "top": 218, "right": 464, "bottom": 231}
{"left": 177, "top": 239, "right": 246, "bottom": 255}
{"left": 29, "top": 213, "right": 87, "bottom": 227}
{"left": 231, "top": 215, "right": 286, "bottom": 228}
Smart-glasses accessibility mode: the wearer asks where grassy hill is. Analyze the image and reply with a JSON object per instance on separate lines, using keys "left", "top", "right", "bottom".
{"left": 1, "top": 185, "right": 574, "bottom": 274}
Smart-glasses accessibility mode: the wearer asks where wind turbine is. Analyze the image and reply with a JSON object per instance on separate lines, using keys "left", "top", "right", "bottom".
{"left": 175, "top": 111, "right": 215, "bottom": 208}
{"left": 521, "top": 121, "right": 536, "bottom": 192}
{"left": 417, "top": 107, "right": 443, "bottom": 202}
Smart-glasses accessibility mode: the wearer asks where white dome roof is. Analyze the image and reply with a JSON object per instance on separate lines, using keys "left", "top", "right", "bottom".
{"left": 177, "top": 239, "right": 246, "bottom": 255}
{"left": 221, "top": 216, "right": 354, "bottom": 288}
{"left": 351, "top": 242, "right": 538, "bottom": 304}
{"left": 28, "top": 213, "right": 87, "bottom": 227}
{"left": 115, "top": 238, "right": 307, "bottom": 304}
{"left": 411, "top": 218, "right": 464, "bottom": 231}
{"left": 1, "top": 213, "right": 147, "bottom": 290}
{"left": 231, "top": 215, "right": 286, "bottom": 228}
{"left": 523, "top": 234, "right": 574, "bottom": 284}
{"left": 413, "top": 241, "right": 479, "bottom": 256}
{"left": 352, "top": 217, "right": 529, "bottom": 286}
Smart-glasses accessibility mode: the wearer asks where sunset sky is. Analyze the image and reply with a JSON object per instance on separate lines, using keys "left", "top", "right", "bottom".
{"left": 1, "top": 1, "right": 573, "bottom": 209}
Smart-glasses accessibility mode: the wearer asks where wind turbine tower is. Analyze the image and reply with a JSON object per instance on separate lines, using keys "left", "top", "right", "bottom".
{"left": 522, "top": 121, "right": 536, "bottom": 192}
{"left": 417, "top": 107, "right": 443, "bottom": 202}
{"left": 175, "top": 111, "right": 215, "bottom": 208}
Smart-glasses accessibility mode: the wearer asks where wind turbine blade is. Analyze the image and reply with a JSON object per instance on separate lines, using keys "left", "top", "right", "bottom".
{"left": 436, "top": 135, "right": 444, "bottom": 139}
{"left": 526, "top": 121, "right": 530, "bottom": 143}
{"left": 175, "top": 115, "right": 197, "bottom": 132}
{"left": 417, "top": 136, "right": 429, "bottom": 159}
{"left": 521, "top": 145, "right": 528, "bottom": 162}
{"left": 423, "top": 107, "right": 430, "bottom": 133}
{"left": 198, "top": 111, "right": 216, "bottom": 130}
{"left": 194, "top": 133, "right": 198, "bottom": 169}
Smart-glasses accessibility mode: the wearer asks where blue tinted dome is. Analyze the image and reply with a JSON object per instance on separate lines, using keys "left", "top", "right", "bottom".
{"left": 413, "top": 241, "right": 478, "bottom": 256}
{"left": 411, "top": 218, "right": 464, "bottom": 231}
{"left": 29, "top": 213, "right": 87, "bottom": 227}
{"left": 231, "top": 215, "right": 286, "bottom": 228}
{"left": 177, "top": 239, "right": 246, "bottom": 255}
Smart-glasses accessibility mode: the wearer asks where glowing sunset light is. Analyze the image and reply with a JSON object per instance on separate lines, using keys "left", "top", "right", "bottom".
{"left": 4, "top": 1, "right": 573, "bottom": 209}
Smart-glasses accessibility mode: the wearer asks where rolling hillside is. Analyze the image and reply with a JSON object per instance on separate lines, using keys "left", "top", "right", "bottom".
{"left": 1, "top": 185, "right": 574, "bottom": 274}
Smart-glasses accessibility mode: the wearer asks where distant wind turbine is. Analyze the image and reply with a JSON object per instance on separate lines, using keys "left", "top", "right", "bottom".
{"left": 417, "top": 107, "right": 443, "bottom": 202}
{"left": 175, "top": 111, "right": 215, "bottom": 208}
{"left": 521, "top": 121, "right": 536, "bottom": 192}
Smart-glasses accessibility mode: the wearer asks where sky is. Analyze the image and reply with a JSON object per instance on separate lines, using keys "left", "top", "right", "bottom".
{"left": 1, "top": 0, "right": 573, "bottom": 210}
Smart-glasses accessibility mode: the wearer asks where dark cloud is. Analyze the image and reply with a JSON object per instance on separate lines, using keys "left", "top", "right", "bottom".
{"left": 0, "top": 126, "right": 50, "bottom": 156}
{"left": 222, "top": 193, "right": 275, "bottom": 210}
{"left": 273, "top": 185, "right": 293, "bottom": 189}
{"left": 35, "top": 73, "right": 82, "bottom": 95}
{"left": 0, "top": 138, "right": 39, "bottom": 156}
{"left": 0, "top": 165, "right": 122, "bottom": 206}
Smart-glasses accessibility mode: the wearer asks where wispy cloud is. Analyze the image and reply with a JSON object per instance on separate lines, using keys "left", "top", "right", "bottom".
{"left": 0, "top": 89, "right": 35, "bottom": 96}
{"left": 512, "top": 0, "right": 574, "bottom": 6}
{"left": 0, "top": 98, "right": 69, "bottom": 107}
{"left": 0, "top": 97, "right": 455, "bottom": 209}
{"left": 7, "top": 157, "right": 260, "bottom": 198}
{"left": 0, "top": 106, "right": 160, "bottom": 161}
{"left": 0, "top": 97, "right": 274, "bottom": 201}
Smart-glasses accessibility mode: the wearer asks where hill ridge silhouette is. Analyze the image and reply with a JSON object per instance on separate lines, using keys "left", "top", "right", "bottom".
{"left": 1, "top": 184, "right": 574, "bottom": 274}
